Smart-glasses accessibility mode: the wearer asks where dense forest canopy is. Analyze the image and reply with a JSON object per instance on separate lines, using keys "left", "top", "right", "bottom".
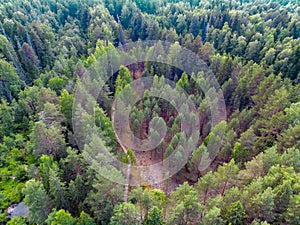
{"left": 0, "top": 0, "right": 300, "bottom": 224}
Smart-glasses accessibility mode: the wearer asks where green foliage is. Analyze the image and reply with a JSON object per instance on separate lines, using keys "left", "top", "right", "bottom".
{"left": 46, "top": 209, "right": 77, "bottom": 225}
{"left": 203, "top": 206, "right": 223, "bottom": 225}
{"left": 0, "top": 100, "right": 15, "bottom": 139}
{"left": 18, "top": 43, "right": 40, "bottom": 81}
{"left": 109, "top": 202, "right": 141, "bottom": 225}
{"left": 249, "top": 187, "right": 275, "bottom": 223}
{"left": 77, "top": 211, "right": 96, "bottom": 225}
{"left": 95, "top": 106, "right": 117, "bottom": 148}
{"left": 46, "top": 209, "right": 96, "bottom": 225}
{"left": 0, "top": 0, "right": 299, "bottom": 224}
{"left": 222, "top": 201, "right": 247, "bottom": 225}
{"left": 126, "top": 148, "right": 137, "bottom": 164}
{"left": 85, "top": 141, "right": 125, "bottom": 225}
{"left": 167, "top": 182, "right": 202, "bottom": 224}
{"left": 30, "top": 121, "right": 66, "bottom": 159}
{"left": 49, "top": 169, "right": 68, "bottom": 210}
{"left": 285, "top": 193, "right": 300, "bottom": 224}
{"left": 115, "top": 65, "right": 133, "bottom": 95}
{"left": 215, "top": 159, "right": 239, "bottom": 196}
{"left": 6, "top": 216, "right": 27, "bottom": 225}
{"left": 145, "top": 206, "right": 163, "bottom": 225}
{"left": 48, "top": 77, "right": 67, "bottom": 95}
{"left": 195, "top": 171, "right": 216, "bottom": 204}
{"left": 23, "top": 180, "right": 53, "bottom": 224}
{"left": 0, "top": 59, "right": 21, "bottom": 101}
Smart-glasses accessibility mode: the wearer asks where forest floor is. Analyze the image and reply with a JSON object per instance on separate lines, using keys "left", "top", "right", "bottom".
{"left": 133, "top": 149, "right": 179, "bottom": 194}
{"left": 134, "top": 150, "right": 163, "bottom": 189}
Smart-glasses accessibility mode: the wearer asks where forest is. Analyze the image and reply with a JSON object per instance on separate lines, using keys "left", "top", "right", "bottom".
{"left": 0, "top": 0, "right": 300, "bottom": 224}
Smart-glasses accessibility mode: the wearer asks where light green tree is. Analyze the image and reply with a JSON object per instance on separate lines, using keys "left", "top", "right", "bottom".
{"left": 46, "top": 209, "right": 76, "bottom": 225}
{"left": 109, "top": 202, "right": 141, "bottom": 225}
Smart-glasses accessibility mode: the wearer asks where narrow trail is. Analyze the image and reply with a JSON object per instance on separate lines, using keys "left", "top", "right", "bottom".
{"left": 111, "top": 108, "right": 131, "bottom": 202}
{"left": 111, "top": 113, "right": 167, "bottom": 197}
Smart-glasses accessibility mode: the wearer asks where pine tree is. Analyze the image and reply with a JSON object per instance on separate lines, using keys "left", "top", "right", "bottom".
{"left": 46, "top": 209, "right": 76, "bottom": 225}
{"left": 109, "top": 202, "right": 141, "bottom": 225}
{"left": 250, "top": 187, "right": 275, "bottom": 223}
{"left": 145, "top": 206, "right": 163, "bottom": 225}
{"left": 49, "top": 168, "right": 69, "bottom": 210}
{"left": 30, "top": 121, "right": 66, "bottom": 159}
{"left": 195, "top": 171, "right": 216, "bottom": 204}
{"left": 222, "top": 201, "right": 247, "bottom": 225}
{"left": 115, "top": 65, "right": 133, "bottom": 95}
{"left": 215, "top": 159, "right": 239, "bottom": 196}
{"left": 166, "top": 202, "right": 185, "bottom": 225}
{"left": 203, "top": 206, "right": 223, "bottom": 225}
{"left": 77, "top": 211, "right": 97, "bottom": 225}
{"left": 168, "top": 182, "right": 202, "bottom": 224}
{"left": 0, "top": 59, "right": 21, "bottom": 101}
{"left": 23, "top": 180, "right": 53, "bottom": 224}
{"left": 39, "top": 155, "right": 60, "bottom": 192}
{"left": 18, "top": 42, "right": 40, "bottom": 81}
{"left": 274, "top": 180, "right": 292, "bottom": 223}
{"left": 285, "top": 193, "right": 300, "bottom": 224}
{"left": 0, "top": 100, "right": 15, "bottom": 140}
{"left": 59, "top": 89, "right": 74, "bottom": 127}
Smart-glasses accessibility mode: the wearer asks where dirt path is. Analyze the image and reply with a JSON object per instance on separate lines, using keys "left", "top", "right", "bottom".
{"left": 134, "top": 150, "right": 164, "bottom": 190}
{"left": 111, "top": 108, "right": 131, "bottom": 201}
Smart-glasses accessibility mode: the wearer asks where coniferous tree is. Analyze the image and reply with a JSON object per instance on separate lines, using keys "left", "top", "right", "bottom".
{"left": 109, "top": 202, "right": 141, "bottom": 225}
{"left": 23, "top": 180, "right": 53, "bottom": 224}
